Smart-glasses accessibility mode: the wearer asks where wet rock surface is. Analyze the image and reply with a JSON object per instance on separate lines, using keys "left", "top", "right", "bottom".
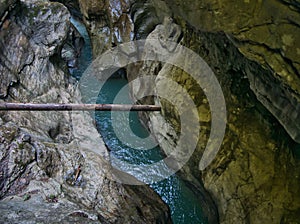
{"left": 78, "top": 0, "right": 133, "bottom": 56}
{"left": 0, "top": 195, "right": 100, "bottom": 224}
{"left": 0, "top": 0, "right": 172, "bottom": 223}
{"left": 128, "top": 0, "right": 300, "bottom": 223}
{"left": 162, "top": 0, "right": 300, "bottom": 144}
{"left": 61, "top": 23, "right": 85, "bottom": 69}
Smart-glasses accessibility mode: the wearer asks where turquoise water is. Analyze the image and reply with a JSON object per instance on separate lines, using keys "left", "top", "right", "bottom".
{"left": 71, "top": 18, "right": 208, "bottom": 224}
{"left": 69, "top": 17, "right": 93, "bottom": 80}
{"left": 95, "top": 79, "right": 207, "bottom": 224}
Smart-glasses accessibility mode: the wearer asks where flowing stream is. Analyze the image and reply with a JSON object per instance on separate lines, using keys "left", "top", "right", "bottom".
{"left": 71, "top": 18, "right": 208, "bottom": 224}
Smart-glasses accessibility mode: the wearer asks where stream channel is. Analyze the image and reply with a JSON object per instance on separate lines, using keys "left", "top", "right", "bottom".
{"left": 71, "top": 17, "right": 208, "bottom": 224}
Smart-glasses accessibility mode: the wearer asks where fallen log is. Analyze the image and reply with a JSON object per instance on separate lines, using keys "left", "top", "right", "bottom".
{"left": 0, "top": 103, "right": 161, "bottom": 111}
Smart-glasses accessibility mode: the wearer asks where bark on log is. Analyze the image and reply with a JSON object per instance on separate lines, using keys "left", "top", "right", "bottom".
{"left": 0, "top": 103, "right": 161, "bottom": 111}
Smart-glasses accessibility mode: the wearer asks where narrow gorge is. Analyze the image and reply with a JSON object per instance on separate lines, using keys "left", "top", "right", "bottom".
{"left": 0, "top": 0, "right": 300, "bottom": 223}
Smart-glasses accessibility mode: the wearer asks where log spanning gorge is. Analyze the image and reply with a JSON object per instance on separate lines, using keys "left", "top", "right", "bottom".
{"left": 71, "top": 17, "right": 209, "bottom": 223}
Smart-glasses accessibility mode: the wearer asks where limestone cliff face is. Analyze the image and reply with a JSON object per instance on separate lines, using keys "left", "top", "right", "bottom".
{"left": 163, "top": 0, "right": 300, "bottom": 144}
{"left": 128, "top": 0, "right": 300, "bottom": 223}
{"left": 0, "top": 1, "right": 171, "bottom": 223}
{"left": 76, "top": 0, "right": 133, "bottom": 57}
{"left": 54, "top": 0, "right": 133, "bottom": 57}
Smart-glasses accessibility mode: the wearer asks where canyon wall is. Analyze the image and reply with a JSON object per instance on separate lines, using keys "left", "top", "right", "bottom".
{"left": 0, "top": 0, "right": 171, "bottom": 223}
{"left": 74, "top": 0, "right": 133, "bottom": 56}
{"left": 127, "top": 0, "right": 300, "bottom": 223}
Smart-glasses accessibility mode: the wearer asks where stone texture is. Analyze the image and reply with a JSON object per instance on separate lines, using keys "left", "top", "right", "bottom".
{"left": 0, "top": 0, "right": 16, "bottom": 20}
{"left": 61, "top": 23, "right": 85, "bottom": 69}
{"left": 78, "top": 0, "right": 133, "bottom": 57}
{"left": 0, "top": 194, "right": 100, "bottom": 224}
{"left": 128, "top": 0, "right": 300, "bottom": 223}
{"left": 0, "top": 120, "right": 171, "bottom": 223}
{"left": 161, "top": 0, "right": 300, "bottom": 144}
{"left": 0, "top": 0, "right": 172, "bottom": 223}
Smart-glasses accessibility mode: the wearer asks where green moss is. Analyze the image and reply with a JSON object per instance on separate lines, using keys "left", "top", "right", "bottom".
{"left": 23, "top": 194, "right": 31, "bottom": 201}
{"left": 0, "top": 126, "right": 18, "bottom": 142}
{"left": 18, "top": 142, "right": 25, "bottom": 150}
{"left": 46, "top": 194, "right": 58, "bottom": 203}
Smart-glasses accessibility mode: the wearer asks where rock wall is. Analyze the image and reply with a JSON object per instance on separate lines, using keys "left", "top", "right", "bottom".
{"left": 52, "top": 0, "right": 133, "bottom": 57}
{"left": 128, "top": 0, "right": 300, "bottom": 223}
{"left": 0, "top": 0, "right": 171, "bottom": 223}
{"left": 76, "top": 0, "right": 133, "bottom": 57}
{"left": 163, "top": 0, "right": 300, "bottom": 144}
